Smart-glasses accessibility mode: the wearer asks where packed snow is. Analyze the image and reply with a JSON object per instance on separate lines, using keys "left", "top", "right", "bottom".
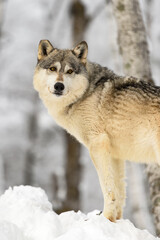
{"left": 0, "top": 186, "right": 158, "bottom": 240}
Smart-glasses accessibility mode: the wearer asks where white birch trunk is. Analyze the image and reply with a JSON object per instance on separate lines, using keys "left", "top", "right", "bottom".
{"left": 112, "top": 0, "right": 160, "bottom": 235}
{"left": 112, "top": 0, "right": 152, "bottom": 82}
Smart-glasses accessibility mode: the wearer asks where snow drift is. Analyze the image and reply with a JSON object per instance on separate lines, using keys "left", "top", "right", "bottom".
{"left": 0, "top": 186, "right": 158, "bottom": 240}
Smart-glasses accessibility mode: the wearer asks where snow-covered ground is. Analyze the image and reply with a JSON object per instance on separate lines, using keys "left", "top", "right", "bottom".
{"left": 0, "top": 186, "right": 158, "bottom": 240}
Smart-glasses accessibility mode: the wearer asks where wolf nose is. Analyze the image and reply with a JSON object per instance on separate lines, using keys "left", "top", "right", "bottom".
{"left": 54, "top": 82, "right": 64, "bottom": 92}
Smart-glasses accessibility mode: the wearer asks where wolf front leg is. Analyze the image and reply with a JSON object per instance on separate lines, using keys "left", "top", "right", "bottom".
{"left": 113, "top": 158, "right": 125, "bottom": 219}
{"left": 89, "top": 134, "right": 125, "bottom": 222}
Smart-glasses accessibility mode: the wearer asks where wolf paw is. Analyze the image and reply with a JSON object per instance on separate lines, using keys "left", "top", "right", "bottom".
{"left": 116, "top": 209, "right": 123, "bottom": 220}
{"left": 103, "top": 210, "right": 116, "bottom": 222}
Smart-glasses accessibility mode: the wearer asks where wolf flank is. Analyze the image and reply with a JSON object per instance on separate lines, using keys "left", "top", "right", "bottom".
{"left": 34, "top": 40, "right": 160, "bottom": 222}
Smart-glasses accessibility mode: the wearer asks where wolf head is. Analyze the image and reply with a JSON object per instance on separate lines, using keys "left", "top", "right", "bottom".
{"left": 33, "top": 40, "right": 89, "bottom": 106}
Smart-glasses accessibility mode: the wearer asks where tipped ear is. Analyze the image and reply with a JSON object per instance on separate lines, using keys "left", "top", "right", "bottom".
{"left": 73, "top": 41, "right": 88, "bottom": 64}
{"left": 38, "top": 40, "right": 54, "bottom": 61}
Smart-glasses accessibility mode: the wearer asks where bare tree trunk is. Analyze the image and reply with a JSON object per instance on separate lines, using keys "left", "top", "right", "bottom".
{"left": 112, "top": 0, "right": 152, "bottom": 82}
{"left": 144, "top": 0, "right": 160, "bottom": 235}
{"left": 60, "top": 0, "right": 89, "bottom": 212}
{"left": 145, "top": 0, "right": 152, "bottom": 37}
{"left": 147, "top": 164, "right": 160, "bottom": 236}
{"left": 63, "top": 134, "right": 81, "bottom": 211}
{"left": 0, "top": 0, "right": 6, "bottom": 38}
{"left": 112, "top": 0, "right": 160, "bottom": 236}
{"left": 0, "top": 155, "right": 4, "bottom": 194}
{"left": 0, "top": 0, "right": 6, "bottom": 192}
{"left": 24, "top": 95, "right": 38, "bottom": 185}
{"left": 70, "top": 0, "right": 89, "bottom": 43}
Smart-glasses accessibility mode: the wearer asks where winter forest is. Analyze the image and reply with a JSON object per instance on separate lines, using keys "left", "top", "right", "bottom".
{"left": 0, "top": 0, "right": 160, "bottom": 238}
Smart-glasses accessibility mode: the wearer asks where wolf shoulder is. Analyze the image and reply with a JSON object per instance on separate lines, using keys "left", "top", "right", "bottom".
{"left": 87, "top": 63, "right": 160, "bottom": 107}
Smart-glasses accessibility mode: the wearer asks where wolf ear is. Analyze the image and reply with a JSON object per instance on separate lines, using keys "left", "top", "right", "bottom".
{"left": 38, "top": 40, "right": 54, "bottom": 61}
{"left": 73, "top": 41, "right": 88, "bottom": 64}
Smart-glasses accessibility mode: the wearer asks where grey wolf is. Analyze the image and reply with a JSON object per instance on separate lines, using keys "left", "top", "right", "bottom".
{"left": 33, "top": 40, "right": 160, "bottom": 222}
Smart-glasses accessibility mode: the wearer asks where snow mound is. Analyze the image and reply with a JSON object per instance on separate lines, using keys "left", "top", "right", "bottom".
{"left": 0, "top": 186, "right": 158, "bottom": 240}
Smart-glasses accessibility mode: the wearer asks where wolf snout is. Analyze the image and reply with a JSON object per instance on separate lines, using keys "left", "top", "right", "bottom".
{"left": 54, "top": 82, "right": 65, "bottom": 95}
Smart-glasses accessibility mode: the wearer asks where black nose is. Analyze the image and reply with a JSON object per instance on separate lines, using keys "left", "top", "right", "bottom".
{"left": 54, "top": 82, "right": 64, "bottom": 92}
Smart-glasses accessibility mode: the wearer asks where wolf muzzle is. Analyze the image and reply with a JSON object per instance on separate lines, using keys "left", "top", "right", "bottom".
{"left": 54, "top": 82, "right": 65, "bottom": 96}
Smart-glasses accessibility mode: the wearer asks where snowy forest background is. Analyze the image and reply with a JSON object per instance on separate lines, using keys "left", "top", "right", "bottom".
{"left": 0, "top": 0, "right": 160, "bottom": 236}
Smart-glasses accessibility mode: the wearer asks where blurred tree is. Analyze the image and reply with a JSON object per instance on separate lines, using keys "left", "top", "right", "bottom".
{"left": 0, "top": 0, "right": 5, "bottom": 38}
{"left": 24, "top": 95, "right": 38, "bottom": 185}
{"left": 70, "top": 0, "right": 89, "bottom": 43}
{"left": 57, "top": 0, "right": 89, "bottom": 212}
{"left": 112, "top": 0, "right": 152, "bottom": 82}
{"left": 112, "top": 0, "right": 160, "bottom": 236}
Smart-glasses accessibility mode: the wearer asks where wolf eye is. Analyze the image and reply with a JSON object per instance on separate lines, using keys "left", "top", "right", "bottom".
{"left": 49, "top": 66, "right": 57, "bottom": 72}
{"left": 67, "top": 69, "right": 73, "bottom": 74}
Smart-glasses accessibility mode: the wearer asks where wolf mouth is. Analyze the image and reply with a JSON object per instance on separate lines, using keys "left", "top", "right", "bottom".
{"left": 54, "top": 91, "right": 63, "bottom": 96}
{"left": 48, "top": 87, "right": 63, "bottom": 96}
